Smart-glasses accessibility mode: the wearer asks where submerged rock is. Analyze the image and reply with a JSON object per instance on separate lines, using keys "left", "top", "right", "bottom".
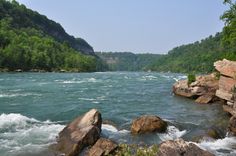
{"left": 55, "top": 109, "right": 102, "bottom": 156}
{"left": 195, "top": 94, "right": 214, "bottom": 104}
{"left": 131, "top": 115, "right": 167, "bottom": 134}
{"left": 86, "top": 138, "right": 117, "bottom": 156}
{"left": 229, "top": 116, "right": 236, "bottom": 136}
{"left": 158, "top": 138, "right": 214, "bottom": 156}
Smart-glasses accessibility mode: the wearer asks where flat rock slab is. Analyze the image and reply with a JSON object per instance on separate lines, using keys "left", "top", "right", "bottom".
{"left": 131, "top": 115, "right": 167, "bottom": 134}
{"left": 86, "top": 138, "right": 117, "bottom": 156}
{"left": 55, "top": 109, "right": 102, "bottom": 156}
{"left": 195, "top": 94, "right": 214, "bottom": 104}
{"left": 158, "top": 139, "right": 214, "bottom": 156}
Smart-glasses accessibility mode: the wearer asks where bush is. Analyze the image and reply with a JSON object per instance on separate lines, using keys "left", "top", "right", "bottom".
{"left": 214, "top": 72, "right": 221, "bottom": 80}
{"left": 113, "top": 144, "right": 158, "bottom": 156}
{"left": 187, "top": 73, "right": 196, "bottom": 85}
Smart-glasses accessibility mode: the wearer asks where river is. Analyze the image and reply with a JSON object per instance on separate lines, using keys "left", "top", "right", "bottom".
{"left": 0, "top": 72, "right": 235, "bottom": 156}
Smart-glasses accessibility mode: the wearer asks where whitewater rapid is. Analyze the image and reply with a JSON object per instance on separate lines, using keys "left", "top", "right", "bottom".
{"left": 1, "top": 113, "right": 236, "bottom": 156}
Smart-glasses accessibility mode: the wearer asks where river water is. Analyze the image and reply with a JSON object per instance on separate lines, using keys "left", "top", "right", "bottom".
{"left": 0, "top": 72, "right": 235, "bottom": 156}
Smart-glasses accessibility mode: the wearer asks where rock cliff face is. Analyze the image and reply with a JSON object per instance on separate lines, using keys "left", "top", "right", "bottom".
{"left": 214, "top": 59, "right": 236, "bottom": 116}
{"left": 214, "top": 59, "right": 236, "bottom": 135}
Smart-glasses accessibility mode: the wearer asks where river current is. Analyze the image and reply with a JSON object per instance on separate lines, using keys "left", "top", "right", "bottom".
{"left": 0, "top": 72, "right": 235, "bottom": 156}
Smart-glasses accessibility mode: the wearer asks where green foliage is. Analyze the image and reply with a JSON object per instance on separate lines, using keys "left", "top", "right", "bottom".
{"left": 113, "top": 144, "right": 158, "bottom": 156}
{"left": 0, "top": 0, "right": 97, "bottom": 72}
{"left": 221, "top": 0, "right": 236, "bottom": 47}
{"left": 145, "top": 1, "right": 236, "bottom": 74}
{"left": 231, "top": 85, "right": 236, "bottom": 93}
{"left": 214, "top": 72, "right": 221, "bottom": 80}
{"left": 0, "top": 0, "right": 94, "bottom": 54}
{"left": 148, "top": 33, "right": 228, "bottom": 73}
{"left": 187, "top": 73, "right": 196, "bottom": 85}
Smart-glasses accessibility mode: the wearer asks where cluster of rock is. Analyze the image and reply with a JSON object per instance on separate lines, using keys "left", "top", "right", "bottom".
{"left": 54, "top": 109, "right": 212, "bottom": 156}
{"left": 55, "top": 109, "right": 117, "bottom": 156}
{"left": 173, "top": 73, "right": 219, "bottom": 104}
{"left": 173, "top": 59, "right": 236, "bottom": 136}
{"left": 158, "top": 139, "right": 214, "bottom": 156}
{"left": 214, "top": 59, "right": 236, "bottom": 135}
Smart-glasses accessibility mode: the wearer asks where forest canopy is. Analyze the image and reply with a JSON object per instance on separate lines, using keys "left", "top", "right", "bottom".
{"left": 0, "top": 0, "right": 97, "bottom": 72}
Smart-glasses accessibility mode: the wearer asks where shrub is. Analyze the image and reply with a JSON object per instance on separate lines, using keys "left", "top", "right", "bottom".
{"left": 214, "top": 72, "right": 221, "bottom": 80}
{"left": 187, "top": 73, "right": 196, "bottom": 85}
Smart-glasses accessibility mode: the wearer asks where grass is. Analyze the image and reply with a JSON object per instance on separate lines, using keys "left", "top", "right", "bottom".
{"left": 111, "top": 144, "right": 159, "bottom": 156}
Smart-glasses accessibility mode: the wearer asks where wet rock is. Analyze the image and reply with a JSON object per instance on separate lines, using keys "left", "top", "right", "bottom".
{"left": 55, "top": 109, "right": 102, "bottom": 156}
{"left": 86, "top": 138, "right": 117, "bottom": 156}
{"left": 214, "top": 59, "right": 236, "bottom": 78}
{"left": 223, "top": 105, "right": 236, "bottom": 116}
{"left": 158, "top": 138, "right": 214, "bottom": 156}
{"left": 131, "top": 115, "right": 167, "bottom": 134}
{"left": 206, "top": 129, "right": 221, "bottom": 139}
{"left": 229, "top": 116, "right": 236, "bottom": 136}
{"left": 195, "top": 94, "right": 214, "bottom": 104}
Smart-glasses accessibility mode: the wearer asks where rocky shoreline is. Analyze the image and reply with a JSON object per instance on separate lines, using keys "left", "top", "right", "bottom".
{"left": 52, "top": 109, "right": 213, "bottom": 156}
{"left": 49, "top": 59, "right": 236, "bottom": 156}
{"left": 173, "top": 59, "right": 236, "bottom": 137}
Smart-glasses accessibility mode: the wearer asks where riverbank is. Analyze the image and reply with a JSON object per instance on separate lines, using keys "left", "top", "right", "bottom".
{"left": 173, "top": 59, "right": 236, "bottom": 142}
{"left": 53, "top": 109, "right": 214, "bottom": 156}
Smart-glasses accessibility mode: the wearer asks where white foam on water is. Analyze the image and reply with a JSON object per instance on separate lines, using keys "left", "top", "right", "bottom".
{"left": 173, "top": 75, "right": 187, "bottom": 82}
{"left": 78, "top": 97, "right": 96, "bottom": 101}
{"left": 140, "top": 75, "right": 158, "bottom": 81}
{"left": 87, "top": 78, "right": 97, "bottom": 82}
{"left": 60, "top": 80, "right": 84, "bottom": 84}
{"left": 158, "top": 126, "right": 187, "bottom": 141}
{"left": 0, "top": 93, "right": 40, "bottom": 98}
{"left": 0, "top": 113, "right": 65, "bottom": 156}
{"left": 101, "top": 124, "right": 129, "bottom": 140}
{"left": 197, "top": 136, "right": 236, "bottom": 156}
{"left": 59, "top": 77, "right": 99, "bottom": 84}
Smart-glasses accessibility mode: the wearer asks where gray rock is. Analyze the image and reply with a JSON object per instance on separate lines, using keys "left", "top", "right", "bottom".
{"left": 158, "top": 139, "right": 214, "bottom": 156}
{"left": 55, "top": 109, "right": 102, "bottom": 156}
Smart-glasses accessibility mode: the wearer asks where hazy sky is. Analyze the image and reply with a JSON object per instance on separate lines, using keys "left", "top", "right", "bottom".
{"left": 17, "top": 0, "right": 227, "bottom": 54}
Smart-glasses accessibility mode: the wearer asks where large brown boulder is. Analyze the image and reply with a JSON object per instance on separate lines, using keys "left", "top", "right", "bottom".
{"left": 131, "top": 115, "right": 167, "bottom": 134}
{"left": 158, "top": 139, "right": 214, "bottom": 156}
{"left": 214, "top": 59, "right": 236, "bottom": 78}
{"left": 55, "top": 109, "right": 102, "bottom": 156}
{"left": 229, "top": 116, "right": 236, "bottom": 136}
{"left": 86, "top": 138, "right": 117, "bottom": 156}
